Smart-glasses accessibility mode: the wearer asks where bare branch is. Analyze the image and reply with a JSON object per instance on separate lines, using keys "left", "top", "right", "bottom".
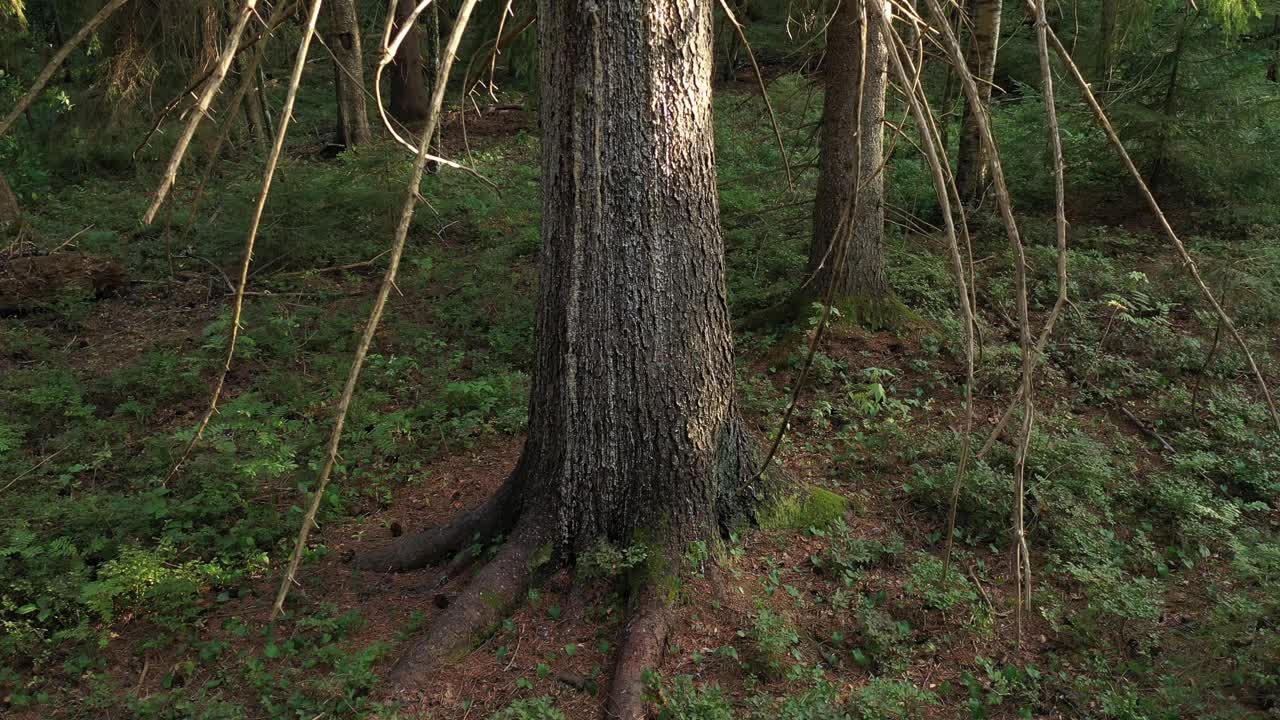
{"left": 1032, "top": 8, "right": 1280, "bottom": 433}
{"left": 142, "top": 0, "right": 261, "bottom": 225}
{"left": 718, "top": 0, "right": 795, "bottom": 190}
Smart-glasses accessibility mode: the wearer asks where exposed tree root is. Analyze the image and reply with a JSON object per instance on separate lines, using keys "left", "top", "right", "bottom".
{"left": 353, "top": 473, "right": 522, "bottom": 572}
{"left": 605, "top": 587, "right": 672, "bottom": 720}
{"left": 387, "top": 516, "right": 548, "bottom": 690}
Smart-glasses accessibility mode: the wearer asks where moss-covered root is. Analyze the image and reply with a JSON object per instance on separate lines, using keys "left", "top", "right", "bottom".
{"left": 757, "top": 484, "right": 850, "bottom": 531}
{"left": 387, "top": 519, "right": 549, "bottom": 692}
{"left": 835, "top": 293, "right": 915, "bottom": 332}
{"left": 737, "top": 291, "right": 914, "bottom": 333}
{"left": 606, "top": 586, "right": 672, "bottom": 720}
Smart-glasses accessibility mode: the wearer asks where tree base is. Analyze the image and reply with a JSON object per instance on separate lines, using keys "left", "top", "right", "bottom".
{"left": 739, "top": 290, "right": 913, "bottom": 333}
{"left": 354, "top": 427, "right": 767, "bottom": 716}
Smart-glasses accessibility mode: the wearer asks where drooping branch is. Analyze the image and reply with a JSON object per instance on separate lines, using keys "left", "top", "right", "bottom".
{"left": 913, "top": 0, "right": 1037, "bottom": 640}
{"left": 142, "top": 0, "right": 260, "bottom": 225}
{"left": 1031, "top": 9, "right": 1280, "bottom": 434}
{"left": 164, "top": 0, "right": 327, "bottom": 484}
{"left": 873, "top": 0, "right": 976, "bottom": 582}
{"left": 0, "top": 0, "right": 134, "bottom": 140}
{"left": 370, "top": 0, "right": 498, "bottom": 188}
{"left": 131, "top": 0, "right": 301, "bottom": 160}
{"left": 177, "top": 0, "right": 297, "bottom": 240}
{"left": 974, "top": 0, "right": 1070, "bottom": 459}
{"left": 272, "top": 0, "right": 484, "bottom": 620}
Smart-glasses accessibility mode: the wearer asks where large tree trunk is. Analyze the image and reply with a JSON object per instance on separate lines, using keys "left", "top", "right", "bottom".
{"left": 955, "top": 0, "right": 1002, "bottom": 204}
{"left": 388, "top": 0, "right": 432, "bottom": 128}
{"left": 527, "top": 0, "right": 759, "bottom": 552}
{"left": 359, "top": 0, "right": 762, "bottom": 705}
{"left": 809, "top": 0, "right": 898, "bottom": 328}
{"left": 326, "top": 0, "right": 371, "bottom": 147}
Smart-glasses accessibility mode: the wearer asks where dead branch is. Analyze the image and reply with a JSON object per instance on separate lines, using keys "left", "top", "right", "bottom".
{"left": 142, "top": 0, "right": 260, "bottom": 225}
{"left": 1030, "top": 9, "right": 1280, "bottom": 434}
{"left": 874, "top": 2, "right": 976, "bottom": 582}
{"left": 751, "top": 0, "right": 874, "bottom": 484}
{"left": 718, "top": 0, "right": 795, "bottom": 190}
{"left": 915, "top": 0, "right": 1036, "bottom": 641}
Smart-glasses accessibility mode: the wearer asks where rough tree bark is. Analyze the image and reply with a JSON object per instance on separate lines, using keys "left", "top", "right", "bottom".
{"left": 808, "top": 0, "right": 900, "bottom": 328}
{"left": 955, "top": 0, "right": 1002, "bottom": 204}
{"left": 388, "top": 0, "right": 432, "bottom": 128}
{"left": 356, "top": 0, "right": 761, "bottom": 715}
{"left": 326, "top": 0, "right": 371, "bottom": 147}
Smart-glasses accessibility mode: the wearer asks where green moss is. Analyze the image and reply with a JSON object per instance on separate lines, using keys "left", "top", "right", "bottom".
{"left": 528, "top": 542, "right": 554, "bottom": 570}
{"left": 480, "top": 590, "right": 506, "bottom": 611}
{"left": 833, "top": 293, "right": 916, "bottom": 332}
{"left": 756, "top": 485, "right": 849, "bottom": 531}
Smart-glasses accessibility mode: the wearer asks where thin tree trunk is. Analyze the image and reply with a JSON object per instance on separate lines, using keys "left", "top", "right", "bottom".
{"left": 1149, "top": 11, "right": 1189, "bottom": 191}
{"left": 528, "top": 0, "right": 759, "bottom": 551}
{"left": 1266, "top": 14, "right": 1279, "bottom": 82}
{"left": 809, "top": 0, "right": 898, "bottom": 328}
{"left": 238, "top": 57, "right": 269, "bottom": 148}
{"left": 326, "top": 0, "right": 371, "bottom": 147}
{"left": 955, "top": 0, "right": 1002, "bottom": 204}
{"left": 388, "top": 0, "right": 432, "bottom": 128}
{"left": 1097, "top": 0, "right": 1117, "bottom": 83}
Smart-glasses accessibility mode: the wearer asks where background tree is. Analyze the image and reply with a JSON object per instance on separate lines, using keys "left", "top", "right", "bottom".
{"left": 955, "top": 0, "right": 1002, "bottom": 203}
{"left": 325, "top": 0, "right": 370, "bottom": 147}
{"left": 808, "top": 0, "right": 899, "bottom": 328}
{"left": 388, "top": 0, "right": 431, "bottom": 127}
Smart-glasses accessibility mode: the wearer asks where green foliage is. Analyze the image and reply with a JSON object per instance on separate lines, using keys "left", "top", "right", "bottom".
{"left": 577, "top": 541, "right": 651, "bottom": 579}
{"left": 852, "top": 678, "right": 937, "bottom": 719}
{"left": 815, "top": 520, "right": 904, "bottom": 586}
{"left": 489, "top": 697, "right": 566, "bottom": 720}
{"left": 904, "top": 554, "right": 978, "bottom": 611}
{"left": 651, "top": 674, "right": 735, "bottom": 720}
{"left": 746, "top": 604, "right": 801, "bottom": 679}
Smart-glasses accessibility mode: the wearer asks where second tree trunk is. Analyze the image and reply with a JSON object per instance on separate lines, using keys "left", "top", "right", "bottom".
{"left": 810, "top": 0, "right": 898, "bottom": 328}
{"left": 955, "top": 0, "right": 1002, "bottom": 204}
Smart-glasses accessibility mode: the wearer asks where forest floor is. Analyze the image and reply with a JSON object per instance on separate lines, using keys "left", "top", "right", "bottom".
{"left": 2, "top": 77, "right": 1279, "bottom": 720}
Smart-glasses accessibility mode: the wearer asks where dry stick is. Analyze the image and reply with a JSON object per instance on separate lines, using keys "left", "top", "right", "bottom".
{"left": 0, "top": 0, "right": 133, "bottom": 139}
{"left": 876, "top": 3, "right": 975, "bottom": 582}
{"left": 175, "top": 0, "right": 296, "bottom": 241}
{"left": 750, "top": 0, "right": 874, "bottom": 484}
{"left": 917, "top": 0, "right": 1036, "bottom": 643}
{"left": 1034, "top": 18, "right": 1280, "bottom": 434}
{"left": 142, "top": 0, "right": 260, "bottom": 225}
{"left": 163, "top": 0, "right": 327, "bottom": 485}
{"left": 271, "top": 0, "right": 482, "bottom": 620}
{"left": 718, "top": 0, "right": 795, "bottom": 190}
